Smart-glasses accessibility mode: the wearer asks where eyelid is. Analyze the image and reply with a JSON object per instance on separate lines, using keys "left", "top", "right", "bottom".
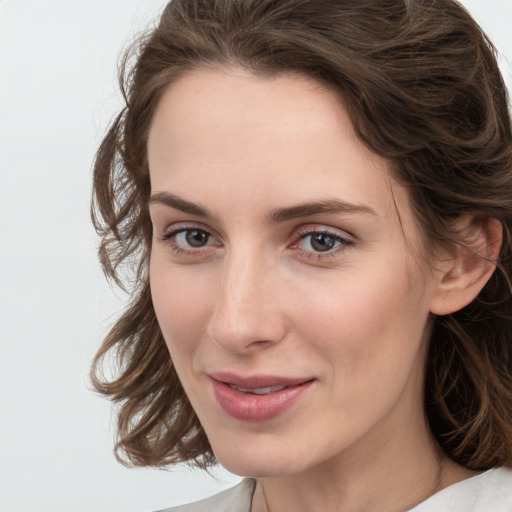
{"left": 155, "top": 222, "right": 223, "bottom": 261}
{"left": 155, "top": 221, "right": 354, "bottom": 262}
{"left": 293, "top": 224, "right": 354, "bottom": 242}
{"left": 158, "top": 221, "right": 219, "bottom": 241}
{"left": 289, "top": 224, "right": 355, "bottom": 259}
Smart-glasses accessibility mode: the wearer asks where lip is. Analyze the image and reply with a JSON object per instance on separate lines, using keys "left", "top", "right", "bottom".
{"left": 209, "top": 372, "right": 315, "bottom": 422}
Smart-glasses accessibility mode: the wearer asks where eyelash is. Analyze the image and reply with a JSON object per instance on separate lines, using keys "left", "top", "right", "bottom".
{"left": 294, "top": 228, "right": 353, "bottom": 260}
{"left": 158, "top": 225, "right": 220, "bottom": 257}
{"left": 157, "top": 225, "right": 353, "bottom": 261}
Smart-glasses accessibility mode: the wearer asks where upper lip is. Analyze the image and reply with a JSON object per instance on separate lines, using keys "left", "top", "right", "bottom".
{"left": 208, "top": 372, "right": 314, "bottom": 389}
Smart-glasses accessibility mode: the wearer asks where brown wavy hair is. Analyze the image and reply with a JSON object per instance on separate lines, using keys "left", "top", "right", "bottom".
{"left": 91, "top": 0, "right": 512, "bottom": 470}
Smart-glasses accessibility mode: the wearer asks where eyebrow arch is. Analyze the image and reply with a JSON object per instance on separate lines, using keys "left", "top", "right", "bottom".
{"left": 149, "top": 192, "right": 377, "bottom": 223}
{"left": 149, "top": 192, "right": 214, "bottom": 218}
{"left": 266, "top": 200, "right": 377, "bottom": 223}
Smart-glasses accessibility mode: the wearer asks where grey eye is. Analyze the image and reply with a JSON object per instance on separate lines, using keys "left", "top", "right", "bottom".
{"left": 296, "top": 230, "right": 350, "bottom": 254}
{"left": 307, "top": 232, "right": 338, "bottom": 252}
{"left": 176, "top": 229, "right": 211, "bottom": 247}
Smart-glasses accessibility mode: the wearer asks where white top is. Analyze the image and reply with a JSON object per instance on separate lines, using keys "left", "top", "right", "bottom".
{"left": 157, "top": 467, "right": 512, "bottom": 511}
{"left": 155, "top": 479, "right": 254, "bottom": 512}
{"left": 409, "top": 467, "right": 512, "bottom": 511}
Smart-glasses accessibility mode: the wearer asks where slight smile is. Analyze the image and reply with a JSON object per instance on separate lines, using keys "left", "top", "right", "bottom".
{"left": 208, "top": 372, "right": 315, "bottom": 422}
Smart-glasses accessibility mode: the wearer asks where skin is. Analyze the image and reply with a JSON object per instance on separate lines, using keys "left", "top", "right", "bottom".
{"left": 147, "top": 68, "right": 476, "bottom": 512}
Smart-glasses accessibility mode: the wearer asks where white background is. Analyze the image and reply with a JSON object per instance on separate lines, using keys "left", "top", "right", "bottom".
{"left": 0, "top": 1, "right": 510, "bottom": 511}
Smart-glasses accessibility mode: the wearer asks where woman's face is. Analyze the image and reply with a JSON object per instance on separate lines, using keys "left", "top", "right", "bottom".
{"left": 148, "top": 69, "right": 443, "bottom": 477}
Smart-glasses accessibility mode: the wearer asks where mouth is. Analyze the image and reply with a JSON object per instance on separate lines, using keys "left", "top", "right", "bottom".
{"left": 227, "top": 384, "right": 289, "bottom": 395}
{"left": 208, "top": 372, "right": 315, "bottom": 422}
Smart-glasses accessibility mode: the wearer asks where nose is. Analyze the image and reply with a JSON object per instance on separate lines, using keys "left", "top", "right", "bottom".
{"left": 206, "top": 248, "right": 286, "bottom": 353}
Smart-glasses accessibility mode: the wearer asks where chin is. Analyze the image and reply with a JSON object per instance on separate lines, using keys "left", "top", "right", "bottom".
{"left": 218, "top": 454, "right": 298, "bottom": 478}
{"left": 209, "top": 434, "right": 317, "bottom": 478}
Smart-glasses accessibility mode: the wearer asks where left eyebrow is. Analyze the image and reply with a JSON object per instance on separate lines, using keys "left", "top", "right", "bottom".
{"left": 266, "top": 199, "right": 377, "bottom": 224}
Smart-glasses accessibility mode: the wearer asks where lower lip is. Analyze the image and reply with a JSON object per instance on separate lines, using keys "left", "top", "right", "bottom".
{"left": 211, "top": 379, "right": 314, "bottom": 422}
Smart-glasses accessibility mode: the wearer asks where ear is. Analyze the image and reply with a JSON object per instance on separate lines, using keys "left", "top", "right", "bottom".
{"left": 429, "top": 216, "right": 502, "bottom": 316}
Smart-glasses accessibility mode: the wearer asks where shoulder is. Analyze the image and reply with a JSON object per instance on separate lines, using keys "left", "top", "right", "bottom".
{"left": 154, "top": 479, "right": 256, "bottom": 512}
{"left": 409, "top": 467, "right": 512, "bottom": 512}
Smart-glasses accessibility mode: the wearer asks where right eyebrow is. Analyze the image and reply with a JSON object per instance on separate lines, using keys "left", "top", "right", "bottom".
{"left": 148, "top": 192, "right": 214, "bottom": 219}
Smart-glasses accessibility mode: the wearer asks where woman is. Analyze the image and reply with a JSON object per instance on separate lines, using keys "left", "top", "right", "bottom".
{"left": 91, "top": 0, "right": 512, "bottom": 510}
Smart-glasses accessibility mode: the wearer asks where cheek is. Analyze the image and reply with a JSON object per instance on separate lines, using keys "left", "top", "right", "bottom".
{"left": 149, "top": 253, "right": 213, "bottom": 359}
{"left": 287, "top": 262, "right": 431, "bottom": 377}
{"left": 284, "top": 266, "right": 432, "bottom": 440}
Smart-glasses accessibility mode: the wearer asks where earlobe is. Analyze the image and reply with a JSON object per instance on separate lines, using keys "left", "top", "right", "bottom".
{"left": 429, "top": 216, "right": 503, "bottom": 316}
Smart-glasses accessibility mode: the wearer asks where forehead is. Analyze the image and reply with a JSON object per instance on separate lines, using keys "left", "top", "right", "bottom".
{"left": 147, "top": 68, "right": 413, "bottom": 233}
{"left": 148, "top": 69, "right": 351, "bottom": 163}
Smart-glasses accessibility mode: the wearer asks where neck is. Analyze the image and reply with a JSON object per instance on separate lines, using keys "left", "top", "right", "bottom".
{"left": 251, "top": 408, "right": 475, "bottom": 512}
